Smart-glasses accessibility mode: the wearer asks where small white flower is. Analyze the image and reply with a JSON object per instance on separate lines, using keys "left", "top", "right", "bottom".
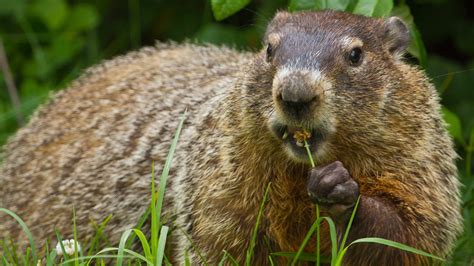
{"left": 55, "top": 239, "right": 81, "bottom": 256}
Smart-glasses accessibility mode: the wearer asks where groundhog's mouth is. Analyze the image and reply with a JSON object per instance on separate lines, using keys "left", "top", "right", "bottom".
{"left": 270, "top": 123, "right": 326, "bottom": 160}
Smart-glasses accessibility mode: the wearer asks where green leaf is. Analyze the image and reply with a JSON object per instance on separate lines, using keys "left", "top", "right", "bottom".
{"left": 289, "top": 0, "right": 351, "bottom": 12}
{"left": 194, "top": 23, "right": 254, "bottom": 48}
{"left": 442, "top": 107, "right": 464, "bottom": 145}
{"left": 47, "top": 32, "right": 85, "bottom": 68}
{"left": 469, "top": 127, "right": 474, "bottom": 152}
{"left": 391, "top": 4, "right": 427, "bottom": 66}
{"left": 288, "top": 0, "right": 314, "bottom": 11}
{"left": 29, "top": 0, "right": 68, "bottom": 30}
{"left": 408, "top": 25, "right": 427, "bottom": 67}
{"left": 22, "top": 32, "right": 84, "bottom": 80}
{"left": 353, "top": 0, "right": 393, "bottom": 17}
{"left": 67, "top": 4, "right": 99, "bottom": 31}
{"left": 211, "top": 0, "right": 251, "bottom": 21}
{"left": 326, "top": 0, "right": 352, "bottom": 11}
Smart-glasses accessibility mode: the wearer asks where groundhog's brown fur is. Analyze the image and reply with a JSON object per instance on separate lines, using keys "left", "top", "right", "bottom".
{"left": 0, "top": 10, "right": 462, "bottom": 265}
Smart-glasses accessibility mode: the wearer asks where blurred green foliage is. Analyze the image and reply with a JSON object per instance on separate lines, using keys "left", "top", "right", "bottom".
{"left": 0, "top": 0, "right": 473, "bottom": 263}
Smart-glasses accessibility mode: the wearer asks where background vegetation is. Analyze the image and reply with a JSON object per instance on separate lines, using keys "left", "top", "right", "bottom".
{"left": 0, "top": 0, "right": 473, "bottom": 264}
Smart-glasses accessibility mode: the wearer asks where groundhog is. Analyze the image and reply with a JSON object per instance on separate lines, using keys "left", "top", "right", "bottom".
{"left": 0, "top": 10, "right": 463, "bottom": 265}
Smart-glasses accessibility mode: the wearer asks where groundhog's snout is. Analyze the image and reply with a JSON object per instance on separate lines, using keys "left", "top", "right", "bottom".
{"left": 273, "top": 68, "right": 327, "bottom": 121}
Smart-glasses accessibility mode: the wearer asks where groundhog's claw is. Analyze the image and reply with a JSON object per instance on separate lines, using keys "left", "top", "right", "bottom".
{"left": 307, "top": 161, "right": 359, "bottom": 219}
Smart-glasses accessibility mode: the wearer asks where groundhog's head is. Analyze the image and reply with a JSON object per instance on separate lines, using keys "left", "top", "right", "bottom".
{"left": 251, "top": 10, "right": 411, "bottom": 163}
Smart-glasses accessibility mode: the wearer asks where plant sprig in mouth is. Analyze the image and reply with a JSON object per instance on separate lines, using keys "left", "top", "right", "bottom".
{"left": 293, "top": 130, "right": 312, "bottom": 147}
{"left": 293, "top": 129, "right": 316, "bottom": 167}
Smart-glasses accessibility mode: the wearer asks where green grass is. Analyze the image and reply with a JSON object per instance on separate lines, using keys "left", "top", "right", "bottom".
{"left": 0, "top": 208, "right": 38, "bottom": 264}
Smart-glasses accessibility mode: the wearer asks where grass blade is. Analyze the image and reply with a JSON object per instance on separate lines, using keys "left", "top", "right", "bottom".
{"left": 268, "top": 255, "right": 275, "bottom": 266}
{"left": 116, "top": 229, "right": 133, "bottom": 266}
{"left": 0, "top": 208, "right": 37, "bottom": 263}
{"left": 0, "top": 239, "right": 15, "bottom": 265}
{"left": 223, "top": 251, "right": 239, "bottom": 266}
{"left": 9, "top": 239, "right": 19, "bottom": 265}
{"left": 178, "top": 228, "right": 209, "bottom": 265}
{"left": 1, "top": 255, "right": 9, "bottom": 266}
{"left": 246, "top": 182, "right": 271, "bottom": 265}
{"left": 184, "top": 250, "right": 191, "bottom": 266}
{"left": 150, "top": 161, "right": 158, "bottom": 261}
{"left": 55, "top": 230, "right": 70, "bottom": 264}
{"left": 291, "top": 217, "right": 338, "bottom": 266}
{"left": 65, "top": 255, "right": 136, "bottom": 264}
{"left": 23, "top": 248, "right": 30, "bottom": 265}
{"left": 218, "top": 252, "right": 228, "bottom": 266}
{"left": 335, "top": 237, "right": 444, "bottom": 265}
{"left": 45, "top": 250, "right": 57, "bottom": 266}
{"left": 131, "top": 229, "right": 152, "bottom": 263}
{"left": 338, "top": 196, "right": 361, "bottom": 254}
{"left": 315, "top": 204, "right": 320, "bottom": 266}
{"left": 355, "top": 237, "right": 442, "bottom": 260}
{"left": 155, "top": 225, "right": 169, "bottom": 265}
{"left": 88, "top": 214, "right": 113, "bottom": 257}
{"left": 153, "top": 110, "right": 187, "bottom": 260}
{"left": 125, "top": 206, "right": 150, "bottom": 250}
{"left": 156, "top": 111, "right": 187, "bottom": 226}
{"left": 72, "top": 206, "right": 81, "bottom": 266}
{"left": 271, "top": 252, "right": 331, "bottom": 263}
{"left": 87, "top": 247, "right": 152, "bottom": 265}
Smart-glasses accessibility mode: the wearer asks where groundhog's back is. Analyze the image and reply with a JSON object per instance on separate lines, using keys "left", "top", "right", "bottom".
{"left": 0, "top": 43, "right": 252, "bottom": 246}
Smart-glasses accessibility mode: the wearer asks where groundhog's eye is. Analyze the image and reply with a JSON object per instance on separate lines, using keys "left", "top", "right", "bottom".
{"left": 266, "top": 43, "right": 273, "bottom": 61}
{"left": 348, "top": 47, "right": 363, "bottom": 66}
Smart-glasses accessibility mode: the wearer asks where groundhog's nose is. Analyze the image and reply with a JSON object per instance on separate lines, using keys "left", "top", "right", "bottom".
{"left": 278, "top": 88, "right": 318, "bottom": 120}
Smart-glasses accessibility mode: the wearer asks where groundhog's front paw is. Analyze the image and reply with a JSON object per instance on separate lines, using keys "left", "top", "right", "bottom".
{"left": 307, "top": 161, "right": 359, "bottom": 219}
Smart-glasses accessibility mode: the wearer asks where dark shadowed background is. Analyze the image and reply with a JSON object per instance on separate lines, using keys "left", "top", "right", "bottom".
{"left": 0, "top": 0, "right": 473, "bottom": 263}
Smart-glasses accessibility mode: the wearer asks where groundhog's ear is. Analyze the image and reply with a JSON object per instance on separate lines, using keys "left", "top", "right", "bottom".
{"left": 383, "top": 17, "right": 410, "bottom": 55}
